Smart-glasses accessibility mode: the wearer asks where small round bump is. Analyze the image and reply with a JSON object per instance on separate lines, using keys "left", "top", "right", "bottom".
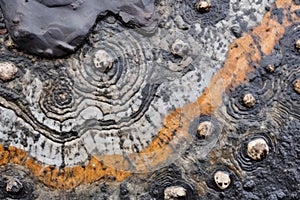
{"left": 196, "top": 1, "right": 211, "bottom": 12}
{"left": 0, "top": 62, "right": 18, "bottom": 81}
{"left": 171, "top": 39, "right": 189, "bottom": 58}
{"left": 214, "top": 171, "right": 231, "bottom": 190}
{"left": 295, "top": 39, "right": 300, "bottom": 52}
{"left": 247, "top": 138, "right": 269, "bottom": 161}
{"left": 264, "top": 64, "right": 275, "bottom": 73}
{"left": 6, "top": 178, "right": 23, "bottom": 193}
{"left": 243, "top": 93, "right": 256, "bottom": 108}
{"left": 164, "top": 186, "right": 186, "bottom": 200}
{"left": 197, "top": 121, "right": 213, "bottom": 138}
{"left": 293, "top": 79, "right": 300, "bottom": 94}
{"left": 53, "top": 89, "right": 73, "bottom": 106}
{"left": 93, "top": 49, "right": 114, "bottom": 72}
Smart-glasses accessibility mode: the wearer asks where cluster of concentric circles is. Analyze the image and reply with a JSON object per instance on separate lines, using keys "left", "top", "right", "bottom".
{"left": 25, "top": 24, "right": 155, "bottom": 140}
{"left": 146, "top": 166, "right": 199, "bottom": 199}
{"left": 235, "top": 132, "right": 274, "bottom": 171}
{"left": 0, "top": 23, "right": 162, "bottom": 168}
{"left": 277, "top": 65, "right": 300, "bottom": 114}
{"left": 280, "top": 23, "right": 300, "bottom": 65}
{"left": 225, "top": 76, "right": 278, "bottom": 124}
{"left": 169, "top": 0, "right": 230, "bottom": 26}
{"left": 40, "top": 78, "right": 76, "bottom": 118}
{"left": 72, "top": 27, "right": 151, "bottom": 127}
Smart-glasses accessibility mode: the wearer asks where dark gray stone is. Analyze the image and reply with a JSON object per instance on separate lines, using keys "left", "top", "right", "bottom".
{"left": 0, "top": 0, "right": 158, "bottom": 57}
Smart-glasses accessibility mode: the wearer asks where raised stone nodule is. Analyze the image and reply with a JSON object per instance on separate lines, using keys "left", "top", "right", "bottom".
{"left": 171, "top": 39, "right": 189, "bottom": 58}
{"left": 243, "top": 93, "right": 256, "bottom": 108}
{"left": 265, "top": 64, "right": 275, "bottom": 73}
{"left": 197, "top": 121, "right": 213, "bottom": 138}
{"left": 247, "top": 138, "right": 269, "bottom": 161}
{"left": 164, "top": 186, "right": 187, "bottom": 200}
{"left": 196, "top": 1, "right": 211, "bottom": 12}
{"left": 6, "top": 178, "right": 23, "bottom": 193}
{"left": 0, "top": 61, "right": 18, "bottom": 81}
{"left": 295, "top": 39, "right": 300, "bottom": 52}
{"left": 294, "top": 79, "right": 300, "bottom": 94}
{"left": 0, "top": 0, "right": 158, "bottom": 58}
{"left": 214, "top": 171, "right": 231, "bottom": 190}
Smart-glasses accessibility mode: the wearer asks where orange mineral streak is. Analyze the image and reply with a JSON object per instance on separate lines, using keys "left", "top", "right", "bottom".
{"left": 8, "top": 146, "right": 27, "bottom": 165}
{"left": 0, "top": 0, "right": 299, "bottom": 189}
{"left": 252, "top": 13, "right": 285, "bottom": 55}
{"left": 134, "top": 0, "right": 298, "bottom": 173}
{"left": 0, "top": 144, "right": 9, "bottom": 165}
{"left": 0, "top": 144, "right": 131, "bottom": 189}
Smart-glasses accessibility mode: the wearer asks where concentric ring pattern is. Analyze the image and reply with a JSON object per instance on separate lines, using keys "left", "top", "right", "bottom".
{"left": 0, "top": 23, "right": 167, "bottom": 168}
{"left": 2, "top": 1, "right": 300, "bottom": 198}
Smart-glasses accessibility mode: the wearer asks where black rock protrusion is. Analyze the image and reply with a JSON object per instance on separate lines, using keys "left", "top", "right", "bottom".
{"left": 0, "top": 0, "right": 158, "bottom": 58}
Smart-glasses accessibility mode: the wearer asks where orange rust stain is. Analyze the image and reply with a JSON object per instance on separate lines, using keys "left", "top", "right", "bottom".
{"left": 8, "top": 146, "right": 27, "bottom": 165}
{"left": 276, "top": 0, "right": 292, "bottom": 9}
{"left": 0, "top": 145, "right": 9, "bottom": 165}
{"left": 0, "top": 0, "right": 299, "bottom": 189}
{"left": 25, "top": 158, "right": 43, "bottom": 178}
{"left": 32, "top": 156, "right": 131, "bottom": 189}
{"left": 252, "top": 13, "right": 285, "bottom": 55}
{"left": 0, "top": 144, "right": 131, "bottom": 189}
{"left": 134, "top": 34, "right": 263, "bottom": 174}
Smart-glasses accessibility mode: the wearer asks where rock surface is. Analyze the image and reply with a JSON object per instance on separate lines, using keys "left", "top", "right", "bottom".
{"left": 1, "top": 0, "right": 300, "bottom": 199}
{"left": 0, "top": 0, "right": 157, "bottom": 57}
